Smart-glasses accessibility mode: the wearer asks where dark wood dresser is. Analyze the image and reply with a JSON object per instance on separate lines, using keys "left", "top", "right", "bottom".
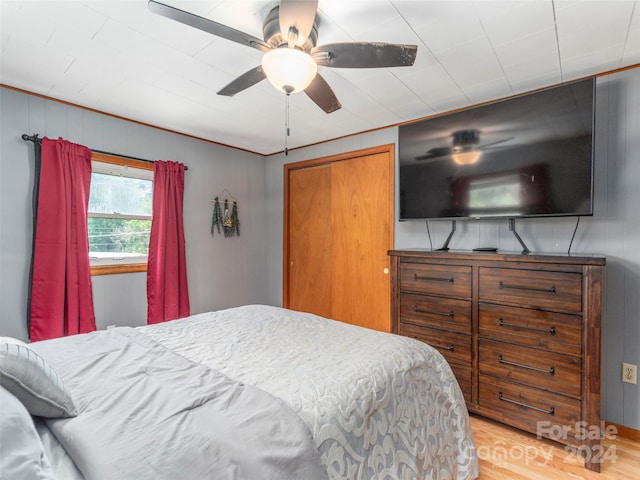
{"left": 389, "top": 249, "right": 606, "bottom": 472}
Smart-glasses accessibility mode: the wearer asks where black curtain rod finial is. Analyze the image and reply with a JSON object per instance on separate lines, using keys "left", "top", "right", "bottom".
{"left": 22, "top": 133, "right": 40, "bottom": 142}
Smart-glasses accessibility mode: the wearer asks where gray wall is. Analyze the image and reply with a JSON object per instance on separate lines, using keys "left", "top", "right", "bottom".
{"left": 0, "top": 87, "right": 268, "bottom": 338}
{"left": 265, "top": 68, "right": 640, "bottom": 429}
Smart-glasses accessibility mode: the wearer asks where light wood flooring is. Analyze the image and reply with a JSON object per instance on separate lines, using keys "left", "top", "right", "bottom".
{"left": 469, "top": 414, "right": 640, "bottom": 479}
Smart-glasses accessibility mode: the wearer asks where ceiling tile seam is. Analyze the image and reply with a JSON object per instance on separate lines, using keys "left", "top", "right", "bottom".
{"left": 551, "top": 0, "right": 565, "bottom": 82}
{"left": 63, "top": 58, "right": 76, "bottom": 75}
{"left": 386, "top": 1, "right": 438, "bottom": 112}
{"left": 315, "top": 8, "right": 355, "bottom": 43}
{"left": 620, "top": 1, "right": 638, "bottom": 65}
{"left": 389, "top": 2, "right": 469, "bottom": 110}
{"left": 91, "top": 11, "right": 205, "bottom": 81}
{"left": 388, "top": 69, "right": 434, "bottom": 114}
{"left": 77, "top": 81, "right": 91, "bottom": 96}
{"left": 472, "top": 1, "right": 514, "bottom": 97}
{"left": 43, "top": 24, "right": 76, "bottom": 77}
{"left": 84, "top": 8, "right": 109, "bottom": 42}
{"left": 316, "top": 67, "right": 404, "bottom": 122}
{"left": 191, "top": 38, "right": 217, "bottom": 60}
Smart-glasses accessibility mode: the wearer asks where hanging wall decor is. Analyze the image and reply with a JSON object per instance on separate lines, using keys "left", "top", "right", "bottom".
{"left": 223, "top": 198, "right": 240, "bottom": 237}
{"left": 211, "top": 196, "right": 223, "bottom": 235}
{"left": 211, "top": 190, "right": 240, "bottom": 238}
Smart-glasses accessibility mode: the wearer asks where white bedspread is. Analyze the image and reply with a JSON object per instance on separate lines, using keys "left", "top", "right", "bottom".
{"left": 139, "top": 305, "right": 478, "bottom": 480}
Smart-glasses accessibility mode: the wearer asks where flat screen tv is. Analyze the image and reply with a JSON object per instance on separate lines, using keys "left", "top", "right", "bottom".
{"left": 399, "top": 78, "right": 595, "bottom": 221}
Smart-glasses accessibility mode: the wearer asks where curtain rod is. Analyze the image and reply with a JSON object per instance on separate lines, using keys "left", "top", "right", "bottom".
{"left": 21, "top": 134, "right": 188, "bottom": 171}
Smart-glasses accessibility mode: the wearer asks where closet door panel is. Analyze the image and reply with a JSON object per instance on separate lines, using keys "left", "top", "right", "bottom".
{"left": 287, "top": 164, "right": 332, "bottom": 318}
{"left": 330, "top": 152, "right": 392, "bottom": 332}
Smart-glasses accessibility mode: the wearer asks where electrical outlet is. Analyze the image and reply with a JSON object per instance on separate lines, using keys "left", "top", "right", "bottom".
{"left": 622, "top": 363, "right": 637, "bottom": 384}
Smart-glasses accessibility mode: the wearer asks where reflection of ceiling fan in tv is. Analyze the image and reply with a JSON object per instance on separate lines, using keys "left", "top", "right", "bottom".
{"left": 148, "top": 0, "right": 418, "bottom": 114}
{"left": 416, "top": 129, "right": 513, "bottom": 165}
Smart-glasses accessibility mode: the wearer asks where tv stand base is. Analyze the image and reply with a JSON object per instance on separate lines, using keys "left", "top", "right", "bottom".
{"left": 436, "top": 220, "right": 456, "bottom": 251}
{"left": 509, "top": 218, "right": 530, "bottom": 254}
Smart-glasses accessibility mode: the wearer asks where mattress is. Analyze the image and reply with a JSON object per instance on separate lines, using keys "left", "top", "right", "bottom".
{"left": 32, "top": 305, "right": 478, "bottom": 480}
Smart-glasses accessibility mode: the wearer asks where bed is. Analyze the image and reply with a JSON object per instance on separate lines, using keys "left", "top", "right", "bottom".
{"left": 1, "top": 304, "right": 478, "bottom": 480}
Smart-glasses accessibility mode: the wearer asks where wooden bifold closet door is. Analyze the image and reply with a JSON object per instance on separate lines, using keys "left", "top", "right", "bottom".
{"left": 284, "top": 146, "right": 394, "bottom": 332}
{"left": 287, "top": 163, "right": 333, "bottom": 319}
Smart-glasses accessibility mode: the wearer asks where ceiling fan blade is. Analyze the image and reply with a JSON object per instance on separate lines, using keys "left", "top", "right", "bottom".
{"left": 217, "top": 66, "right": 267, "bottom": 96}
{"left": 312, "top": 42, "right": 417, "bottom": 68}
{"left": 478, "top": 137, "right": 514, "bottom": 149}
{"left": 415, "top": 147, "right": 453, "bottom": 161}
{"left": 279, "top": 0, "right": 318, "bottom": 47}
{"left": 304, "top": 74, "right": 341, "bottom": 114}
{"left": 148, "top": 0, "right": 271, "bottom": 53}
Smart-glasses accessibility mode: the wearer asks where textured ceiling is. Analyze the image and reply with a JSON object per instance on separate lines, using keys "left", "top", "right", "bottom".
{"left": 1, "top": 0, "right": 638, "bottom": 155}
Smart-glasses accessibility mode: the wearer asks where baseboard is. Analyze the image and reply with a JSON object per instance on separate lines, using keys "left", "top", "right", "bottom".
{"left": 606, "top": 422, "right": 640, "bottom": 442}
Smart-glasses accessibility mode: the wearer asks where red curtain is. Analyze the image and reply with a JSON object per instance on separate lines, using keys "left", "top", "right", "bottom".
{"left": 147, "top": 161, "right": 190, "bottom": 324}
{"left": 30, "top": 137, "right": 96, "bottom": 341}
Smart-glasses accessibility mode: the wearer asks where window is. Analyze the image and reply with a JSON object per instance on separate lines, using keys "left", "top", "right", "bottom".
{"left": 468, "top": 174, "right": 521, "bottom": 212}
{"left": 88, "top": 154, "right": 153, "bottom": 275}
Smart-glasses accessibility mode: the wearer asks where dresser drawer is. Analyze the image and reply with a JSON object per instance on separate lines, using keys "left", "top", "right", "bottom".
{"left": 400, "top": 323, "right": 472, "bottom": 364}
{"left": 448, "top": 361, "right": 472, "bottom": 403}
{"left": 400, "top": 263, "right": 471, "bottom": 298}
{"left": 479, "top": 303, "right": 582, "bottom": 356}
{"left": 401, "top": 293, "right": 471, "bottom": 333}
{"left": 479, "top": 267, "right": 582, "bottom": 313}
{"left": 479, "top": 374, "right": 582, "bottom": 445}
{"left": 479, "top": 339, "right": 581, "bottom": 397}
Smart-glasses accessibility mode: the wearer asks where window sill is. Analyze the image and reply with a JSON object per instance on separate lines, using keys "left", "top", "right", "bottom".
{"left": 91, "top": 263, "right": 147, "bottom": 276}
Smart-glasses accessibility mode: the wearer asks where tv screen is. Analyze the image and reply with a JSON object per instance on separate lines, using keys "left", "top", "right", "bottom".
{"left": 399, "top": 78, "right": 595, "bottom": 220}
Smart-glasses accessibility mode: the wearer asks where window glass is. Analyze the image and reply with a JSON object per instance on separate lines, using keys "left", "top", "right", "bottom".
{"left": 88, "top": 161, "right": 153, "bottom": 267}
{"left": 88, "top": 217, "right": 151, "bottom": 259}
{"left": 468, "top": 174, "right": 520, "bottom": 210}
{"left": 88, "top": 173, "right": 152, "bottom": 216}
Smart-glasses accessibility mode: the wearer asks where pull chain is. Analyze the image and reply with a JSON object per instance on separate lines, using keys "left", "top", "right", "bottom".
{"left": 284, "top": 91, "right": 290, "bottom": 156}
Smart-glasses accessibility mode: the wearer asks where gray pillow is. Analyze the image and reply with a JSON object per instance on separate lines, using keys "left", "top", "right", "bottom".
{"left": 0, "top": 340, "right": 77, "bottom": 418}
{"left": 0, "top": 386, "right": 56, "bottom": 479}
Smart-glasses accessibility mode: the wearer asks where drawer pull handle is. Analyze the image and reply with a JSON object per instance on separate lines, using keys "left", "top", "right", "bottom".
{"left": 498, "top": 318, "right": 556, "bottom": 335}
{"left": 498, "top": 354, "right": 555, "bottom": 375}
{"left": 414, "top": 305, "right": 455, "bottom": 318}
{"left": 498, "top": 392, "right": 555, "bottom": 415}
{"left": 498, "top": 281, "right": 556, "bottom": 294}
{"left": 414, "top": 274, "right": 455, "bottom": 284}
{"left": 411, "top": 337, "right": 455, "bottom": 351}
{"left": 431, "top": 343, "right": 455, "bottom": 351}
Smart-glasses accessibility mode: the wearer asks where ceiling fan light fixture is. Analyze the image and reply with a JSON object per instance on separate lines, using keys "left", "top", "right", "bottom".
{"left": 262, "top": 47, "right": 317, "bottom": 94}
{"left": 452, "top": 151, "right": 481, "bottom": 165}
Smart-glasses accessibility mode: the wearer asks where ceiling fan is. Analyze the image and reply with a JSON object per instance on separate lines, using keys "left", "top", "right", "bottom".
{"left": 148, "top": 0, "right": 418, "bottom": 114}
{"left": 415, "top": 129, "right": 513, "bottom": 165}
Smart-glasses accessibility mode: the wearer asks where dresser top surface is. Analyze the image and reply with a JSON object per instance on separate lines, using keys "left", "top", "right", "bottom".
{"left": 389, "top": 249, "right": 606, "bottom": 266}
